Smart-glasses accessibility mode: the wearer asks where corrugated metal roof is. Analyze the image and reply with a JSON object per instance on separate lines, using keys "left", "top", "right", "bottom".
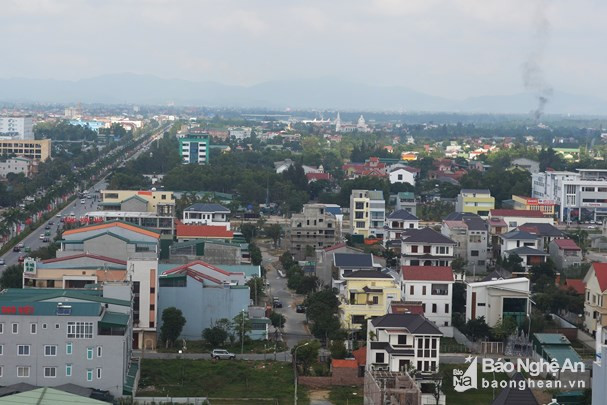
{"left": 0, "top": 387, "right": 107, "bottom": 404}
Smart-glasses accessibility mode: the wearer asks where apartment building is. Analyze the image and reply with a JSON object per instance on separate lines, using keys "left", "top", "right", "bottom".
{"left": 455, "top": 189, "right": 495, "bottom": 218}
{"left": 395, "top": 192, "right": 417, "bottom": 215}
{"left": 366, "top": 313, "right": 442, "bottom": 374}
{"left": 182, "top": 203, "right": 230, "bottom": 228}
{"left": 287, "top": 203, "right": 341, "bottom": 260}
{"left": 583, "top": 263, "right": 607, "bottom": 336}
{"left": 349, "top": 189, "right": 386, "bottom": 239}
{"left": 400, "top": 227, "right": 456, "bottom": 267}
{"left": 401, "top": 266, "right": 454, "bottom": 327}
{"left": 177, "top": 132, "right": 210, "bottom": 164}
{"left": 0, "top": 139, "right": 51, "bottom": 162}
{"left": 466, "top": 277, "right": 530, "bottom": 327}
{"left": 0, "top": 287, "right": 135, "bottom": 397}
{"left": 441, "top": 213, "right": 488, "bottom": 273}
{"left": 0, "top": 157, "right": 34, "bottom": 178}
{"left": 532, "top": 169, "right": 607, "bottom": 222}
{"left": 0, "top": 115, "right": 33, "bottom": 139}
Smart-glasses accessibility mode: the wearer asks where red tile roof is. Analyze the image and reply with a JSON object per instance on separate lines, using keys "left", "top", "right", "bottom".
{"left": 490, "top": 209, "right": 545, "bottom": 218}
{"left": 63, "top": 221, "right": 160, "bottom": 239}
{"left": 562, "top": 279, "right": 585, "bottom": 295}
{"left": 175, "top": 221, "right": 234, "bottom": 238}
{"left": 42, "top": 253, "right": 127, "bottom": 265}
{"left": 332, "top": 359, "right": 358, "bottom": 369}
{"left": 553, "top": 239, "right": 581, "bottom": 250}
{"left": 401, "top": 266, "right": 454, "bottom": 282}
{"left": 353, "top": 346, "right": 367, "bottom": 366}
{"left": 593, "top": 263, "right": 607, "bottom": 292}
{"left": 306, "top": 172, "right": 332, "bottom": 181}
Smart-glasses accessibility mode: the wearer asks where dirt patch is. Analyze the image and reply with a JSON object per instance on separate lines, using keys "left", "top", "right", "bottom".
{"left": 308, "top": 390, "right": 330, "bottom": 400}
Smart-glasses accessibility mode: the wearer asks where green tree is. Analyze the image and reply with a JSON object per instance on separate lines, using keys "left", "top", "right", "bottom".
{"left": 464, "top": 317, "right": 492, "bottom": 341}
{"left": 240, "top": 223, "right": 258, "bottom": 242}
{"left": 202, "top": 326, "right": 229, "bottom": 347}
{"left": 492, "top": 317, "right": 518, "bottom": 342}
{"left": 160, "top": 307, "right": 186, "bottom": 348}
{"left": 329, "top": 340, "right": 348, "bottom": 359}
{"left": 0, "top": 264, "right": 23, "bottom": 288}
{"left": 246, "top": 276, "right": 265, "bottom": 305}
{"left": 249, "top": 243, "right": 262, "bottom": 266}
{"left": 279, "top": 251, "right": 295, "bottom": 269}
{"left": 452, "top": 283, "right": 466, "bottom": 314}
{"left": 269, "top": 311, "right": 286, "bottom": 329}
{"left": 233, "top": 311, "right": 253, "bottom": 342}
{"left": 293, "top": 340, "right": 321, "bottom": 375}
{"left": 265, "top": 224, "right": 283, "bottom": 247}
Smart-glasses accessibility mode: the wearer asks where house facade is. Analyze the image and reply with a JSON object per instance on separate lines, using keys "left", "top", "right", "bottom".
{"left": 401, "top": 266, "right": 454, "bottom": 327}
{"left": 441, "top": 213, "right": 488, "bottom": 273}
{"left": 466, "top": 278, "right": 530, "bottom": 327}
{"left": 182, "top": 203, "right": 230, "bottom": 228}
{"left": 287, "top": 204, "right": 341, "bottom": 260}
{"left": 583, "top": 263, "right": 607, "bottom": 336}
{"left": 549, "top": 238, "right": 582, "bottom": 270}
{"left": 349, "top": 189, "right": 386, "bottom": 239}
{"left": 400, "top": 228, "right": 456, "bottom": 267}
{"left": 455, "top": 189, "right": 495, "bottom": 218}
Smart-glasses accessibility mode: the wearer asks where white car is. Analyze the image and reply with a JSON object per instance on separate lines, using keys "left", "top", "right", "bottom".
{"left": 211, "top": 349, "right": 235, "bottom": 360}
{"left": 0, "top": 259, "right": 5, "bottom": 265}
{"left": 80, "top": 199, "right": 86, "bottom": 204}
{"left": 39, "top": 234, "right": 45, "bottom": 240}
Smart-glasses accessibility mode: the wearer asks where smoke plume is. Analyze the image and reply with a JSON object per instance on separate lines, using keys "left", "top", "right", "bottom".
{"left": 522, "top": 0, "right": 552, "bottom": 122}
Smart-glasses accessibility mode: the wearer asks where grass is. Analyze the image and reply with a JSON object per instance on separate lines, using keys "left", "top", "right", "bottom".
{"left": 328, "top": 386, "right": 364, "bottom": 405}
{"left": 139, "top": 359, "right": 307, "bottom": 403}
{"left": 440, "top": 364, "right": 509, "bottom": 405}
{"left": 440, "top": 337, "right": 470, "bottom": 353}
{"left": 157, "top": 339, "right": 287, "bottom": 354}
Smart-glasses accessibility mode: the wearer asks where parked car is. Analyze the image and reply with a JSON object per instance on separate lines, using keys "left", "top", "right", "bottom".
{"left": 24, "top": 247, "right": 31, "bottom": 253}
{"left": 39, "top": 234, "right": 45, "bottom": 240}
{"left": 273, "top": 301, "right": 283, "bottom": 308}
{"left": 0, "top": 259, "right": 5, "bottom": 265}
{"left": 56, "top": 213, "right": 62, "bottom": 217}
{"left": 296, "top": 305, "right": 306, "bottom": 313}
{"left": 44, "top": 225, "right": 51, "bottom": 230}
{"left": 80, "top": 199, "right": 86, "bottom": 204}
{"left": 17, "top": 242, "right": 24, "bottom": 248}
{"left": 43, "top": 237, "right": 50, "bottom": 243}
{"left": 211, "top": 349, "right": 235, "bottom": 360}
{"left": 48, "top": 221, "right": 54, "bottom": 225}
{"left": 13, "top": 246, "right": 21, "bottom": 252}
{"left": 18, "top": 256, "right": 25, "bottom": 263}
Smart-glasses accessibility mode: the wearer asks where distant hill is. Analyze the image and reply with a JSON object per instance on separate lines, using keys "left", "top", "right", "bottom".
{"left": 1, "top": 73, "right": 606, "bottom": 114}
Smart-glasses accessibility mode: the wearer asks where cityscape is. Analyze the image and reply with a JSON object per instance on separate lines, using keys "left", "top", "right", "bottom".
{"left": 1, "top": 1, "right": 607, "bottom": 405}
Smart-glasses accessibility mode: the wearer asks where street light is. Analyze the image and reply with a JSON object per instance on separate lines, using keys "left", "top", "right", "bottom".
{"left": 293, "top": 342, "right": 310, "bottom": 405}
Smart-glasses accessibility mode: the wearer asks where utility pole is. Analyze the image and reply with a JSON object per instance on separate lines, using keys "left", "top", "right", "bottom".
{"left": 241, "top": 309, "right": 245, "bottom": 355}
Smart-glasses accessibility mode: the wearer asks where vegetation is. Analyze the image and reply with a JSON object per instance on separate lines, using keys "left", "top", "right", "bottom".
{"left": 292, "top": 340, "right": 321, "bottom": 375}
{"left": 304, "top": 288, "right": 343, "bottom": 342}
{"left": 160, "top": 307, "right": 186, "bottom": 348}
{"left": 0, "top": 264, "right": 23, "bottom": 289}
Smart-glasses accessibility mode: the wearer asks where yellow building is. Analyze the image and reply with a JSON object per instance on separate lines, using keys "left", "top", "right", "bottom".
{"left": 512, "top": 195, "right": 555, "bottom": 218}
{"left": 338, "top": 270, "right": 401, "bottom": 330}
{"left": 455, "top": 189, "right": 495, "bottom": 218}
{"left": 0, "top": 139, "right": 51, "bottom": 162}
{"left": 349, "top": 189, "right": 386, "bottom": 239}
{"left": 99, "top": 190, "right": 175, "bottom": 216}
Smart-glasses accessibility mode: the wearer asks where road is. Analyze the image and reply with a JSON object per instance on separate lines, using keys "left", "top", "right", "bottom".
{"left": 134, "top": 350, "right": 294, "bottom": 362}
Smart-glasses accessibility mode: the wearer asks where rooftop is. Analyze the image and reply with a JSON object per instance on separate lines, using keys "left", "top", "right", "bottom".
{"left": 460, "top": 189, "right": 491, "bottom": 194}
{"left": 552, "top": 238, "right": 581, "bottom": 250}
{"left": 401, "top": 227, "right": 456, "bottom": 244}
{"left": 518, "top": 223, "right": 563, "bottom": 237}
{"left": 500, "top": 230, "right": 538, "bottom": 240}
{"left": 401, "top": 266, "right": 454, "bottom": 282}
{"left": 184, "top": 203, "right": 230, "bottom": 213}
{"left": 387, "top": 209, "right": 418, "bottom": 221}
{"left": 62, "top": 220, "right": 161, "bottom": 238}
{"left": 370, "top": 313, "right": 442, "bottom": 335}
{"left": 490, "top": 209, "right": 545, "bottom": 218}
{"left": 176, "top": 221, "right": 234, "bottom": 238}
{"left": 342, "top": 270, "right": 393, "bottom": 279}
{"left": 0, "top": 387, "right": 108, "bottom": 405}
{"left": 505, "top": 246, "right": 548, "bottom": 256}
{"left": 334, "top": 252, "right": 374, "bottom": 268}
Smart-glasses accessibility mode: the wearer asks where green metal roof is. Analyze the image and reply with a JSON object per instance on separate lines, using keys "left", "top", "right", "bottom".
{"left": 1, "top": 289, "right": 130, "bottom": 306}
{"left": 534, "top": 333, "right": 571, "bottom": 345}
{"left": 541, "top": 345, "right": 582, "bottom": 367}
{"left": 121, "top": 194, "right": 149, "bottom": 205}
{"left": 398, "top": 192, "right": 415, "bottom": 199}
{"left": 0, "top": 387, "right": 108, "bottom": 404}
{"left": 0, "top": 301, "right": 101, "bottom": 316}
{"left": 100, "top": 311, "right": 129, "bottom": 327}
{"left": 123, "top": 359, "right": 140, "bottom": 396}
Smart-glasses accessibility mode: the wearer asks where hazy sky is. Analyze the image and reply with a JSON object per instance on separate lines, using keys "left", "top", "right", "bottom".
{"left": 1, "top": 0, "right": 605, "bottom": 99}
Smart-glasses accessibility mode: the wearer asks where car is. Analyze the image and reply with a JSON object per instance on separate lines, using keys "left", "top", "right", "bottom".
{"left": 273, "top": 301, "right": 283, "bottom": 308}
{"left": 13, "top": 246, "right": 21, "bottom": 252}
{"left": 0, "top": 259, "right": 5, "bottom": 265}
{"left": 24, "top": 247, "right": 31, "bottom": 253}
{"left": 18, "top": 256, "right": 25, "bottom": 263}
{"left": 273, "top": 297, "right": 280, "bottom": 302}
{"left": 43, "top": 237, "right": 50, "bottom": 243}
{"left": 44, "top": 225, "right": 51, "bottom": 230}
{"left": 17, "top": 242, "right": 24, "bottom": 248}
{"left": 49, "top": 221, "right": 54, "bottom": 225}
{"left": 69, "top": 212, "right": 75, "bottom": 217}
{"left": 80, "top": 199, "right": 86, "bottom": 204}
{"left": 296, "top": 305, "right": 306, "bottom": 313}
{"left": 60, "top": 218, "right": 65, "bottom": 223}
{"left": 40, "top": 234, "right": 45, "bottom": 240}
{"left": 211, "top": 349, "right": 235, "bottom": 360}
{"left": 56, "top": 213, "right": 62, "bottom": 217}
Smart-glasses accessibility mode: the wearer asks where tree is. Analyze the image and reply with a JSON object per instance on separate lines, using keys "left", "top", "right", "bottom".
{"left": 492, "top": 317, "right": 518, "bottom": 342}
{"left": 249, "top": 243, "right": 262, "bottom": 266}
{"left": 293, "top": 340, "right": 321, "bottom": 375}
{"left": 160, "top": 307, "right": 186, "bottom": 348}
{"left": 464, "top": 317, "right": 492, "bottom": 341}
{"left": 240, "top": 223, "right": 258, "bottom": 242}
{"left": 279, "top": 251, "right": 295, "bottom": 269}
{"left": 265, "top": 224, "right": 282, "bottom": 247}
{"left": 202, "top": 326, "right": 229, "bottom": 347}
{"left": 269, "top": 311, "right": 286, "bottom": 329}
{"left": 246, "top": 276, "right": 265, "bottom": 305}
{"left": 0, "top": 264, "right": 23, "bottom": 288}
{"left": 451, "top": 257, "right": 467, "bottom": 275}
{"left": 452, "top": 283, "right": 466, "bottom": 314}
{"left": 329, "top": 340, "right": 347, "bottom": 359}
{"left": 233, "top": 311, "right": 252, "bottom": 342}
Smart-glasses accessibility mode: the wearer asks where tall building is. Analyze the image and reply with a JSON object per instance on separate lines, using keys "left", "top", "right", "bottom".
{"left": 349, "top": 189, "right": 386, "bottom": 239}
{"left": 0, "top": 116, "right": 33, "bottom": 139}
{"left": 0, "top": 139, "right": 51, "bottom": 162}
{"left": 441, "top": 212, "right": 488, "bottom": 273}
{"left": 178, "top": 132, "right": 210, "bottom": 164}
{"left": 455, "top": 189, "right": 495, "bottom": 218}
{"left": 287, "top": 203, "right": 341, "bottom": 259}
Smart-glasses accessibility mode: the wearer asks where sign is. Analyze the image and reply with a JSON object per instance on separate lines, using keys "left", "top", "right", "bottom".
{"left": 1, "top": 305, "right": 35, "bottom": 315}
{"left": 24, "top": 257, "right": 36, "bottom": 274}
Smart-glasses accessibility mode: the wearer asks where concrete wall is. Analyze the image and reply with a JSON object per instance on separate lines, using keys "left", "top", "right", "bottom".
{"left": 121, "top": 198, "right": 148, "bottom": 212}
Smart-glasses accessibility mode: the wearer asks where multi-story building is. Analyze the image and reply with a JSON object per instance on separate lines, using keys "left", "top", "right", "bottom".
{"left": 0, "top": 286, "right": 136, "bottom": 397}
{"left": 178, "top": 132, "right": 210, "bottom": 164}
{"left": 0, "top": 116, "right": 33, "bottom": 139}
{"left": 395, "top": 192, "right": 417, "bottom": 215}
{"left": 384, "top": 210, "right": 419, "bottom": 251}
{"left": 532, "top": 169, "right": 607, "bottom": 222}
{"left": 366, "top": 313, "right": 442, "bottom": 374}
{"left": 401, "top": 227, "right": 456, "bottom": 267}
{"left": 441, "top": 213, "right": 488, "bottom": 273}
{"left": 287, "top": 203, "right": 341, "bottom": 260}
{"left": 349, "top": 189, "right": 385, "bottom": 239}
{"left": 583, "top": 262, "right": 607, "bottom": 336}
{"left": 549, "top": 238, "right": 582, "bottom": 270}
{"left": 0, "top": 157, "right": 34, "bottom": 178}
{"left": 0, "top": 139, "right": 51, "bottom": 162}
{"left": 99, "top": 190, "right": 175, "bottom": 216}
{"left": 338, "top": 270, "right": 401, "bottom": 330}
{"left": 512, "top": 195, "right": 555, "bottom": 218}
{"left": 455, "top": 189, "right": 495, "bottom": 218}
{"left": 488, "top": 209, "right": 552, "bottom": 232}
{"left": 517, "top": 222, "right": 564, "bottom": 251}
{"left": 401, "top": 266, "right": 454, "bottom": 327}
{"left": 182, "top": 203, "right": 231, "bottom": 228}
{"left": 466, "top": 277, "right": 530, "bottom": 327}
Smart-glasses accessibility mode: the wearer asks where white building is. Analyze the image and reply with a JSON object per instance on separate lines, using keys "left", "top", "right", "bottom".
{"left": 388, "top": 166, "right": 418, "bottom": 186}
{"left": 401, "top": 227, "right": 456, "bottom": 267}
{"left": 127, "top": 258, "right": 159, "bottom": 350}
{"left": 499, "top": 230, "right": 539, "bottom": 254}
{"left": 0, "top": 116, "right": 33, "bottom": 139}
{"left": 349, "top": 189, "right": 386, "bottom": 239}
{"left": 229, "top": 127, "right": 252, "bottom": 140}
{"left": 465, "top": 278, "right": 530, "bottom": 327}
{"left": 489, "top": 209, "right": 553, "bottom": 232}
{"left": 401, "top": 266, "right": 454, "bottom": 327}
{"left": 366, "top": 313, "right": 442, "bottom": 374}
{"left": 182, "top": 203, "right": 231, "bottom": 229}
{"left": 0, "top": 157, "right": 33, "bottom": 178}
{"left": 532, "top": 169, "right": 607, "bottom": 222}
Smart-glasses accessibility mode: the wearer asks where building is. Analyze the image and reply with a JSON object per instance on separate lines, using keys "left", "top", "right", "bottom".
{"left": 157, "top": 261, "right": 250, "bottom": 340}
{"left": 175, "top": 220, "right": 234, "bottom": 242}
{"left": 0, "top": 116, "right": 33, "bottom": 139}
{"left": 0, "top": 157, "right": 34, "bottom": 178}
{"left": 0, "top": 287, "right": 136, "bottom": 398}
{"left": 593, "top": 326, "right": 607, "bottom": 405}
{"left": 338, "top": 270, "right": 401, "bottom": 330}
{"left": 499, "top": 229, "right": 539, "bottom": 255}
{"left": 182, "top": 203, "right": 230, "bottom": 228}
{"left": 441, "top": 213, "right": 488, "bottom": 273}
{"left": 549, "top": 239, "right": 582, "bottom": 270}
{"left": 401, "top": 266, "right": 454, "bottom": 327}
{"left": 177, "top": 132, "right": 210, "bottom": 164}
{"left": 349, "top": 190, "right": 386, "bottom": 239}
{"left": 512, "top": 195, "right": 555, "bottom": 218}
{"left": 583, "top": 263, "right": 607, "bottom": 336}
{"left": 465, "top": 277, "right": 530, "bottom": 327}
{"left": 395, "top": 192, "right": 417, "bottom": 215}
{"left": 274, "top": 158, "right": 295, "bottom": 174}
{"left": 228, "top": 127, "right": 252, "bottom": 140}
{"left": 531, "top": 333, "right": 582, "bottom": 371}
{"left": 388, "top": 166, "right": 418, "bottom": 186}
{"left": 0, "top": 139, "right": 51, "bottom": 162}
{"left": 332, "top": 252, "right": 379, "bottom": 280}
{"left": 455, "top": 189, "right": 495, "bottom": 218}
{"left": 488, "top": 209, "right": 551, "bottom": 232}
{"left": 99, "top": 190, "right": 175, "bottom": 217}
{"left": 517, "top": 222, "right": 564, "bottom": 251}
{"left": 315, "top": 243, "right": 366, "bottom": 287}
{"left": 287, "top": 204, "right": 341, "bottom": 260}
{"left": 82, "top": 211, "right": 174, "bottom": 235}
{"left": 168, "top": 238, "right": 245, "bottom": 265}
{"left": 401, "top": 228, "right": 456, "bottom": 267}
{"left": 384, "top": 210, "right": 419, "bottom": 251}
{"left": 502, "top": 246, "right": 548, "bottom": 272}
{"left": 532, "top": 169, "right": 607, "bottom": 222}
{"left": 0, "top": 387, "right": 109, "bottom": 404}
{"left": 366, "top": 313, "right": 442, "bottom": 373}
{"left": 510, "top": 158, "right": 540, "bottom": 174}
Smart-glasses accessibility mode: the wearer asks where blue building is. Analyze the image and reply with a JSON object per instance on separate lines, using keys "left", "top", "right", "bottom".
{"left": 177, "top": 132, "right": 210, "bottom": 164}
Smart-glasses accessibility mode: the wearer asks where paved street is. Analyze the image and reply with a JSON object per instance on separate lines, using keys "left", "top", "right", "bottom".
{"left": 134, "top": 350, "right": 293, "bottom": 362}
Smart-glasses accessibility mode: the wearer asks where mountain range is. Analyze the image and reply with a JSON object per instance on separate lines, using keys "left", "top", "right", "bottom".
{"left": 1, "top": 73, "right": 606, "bottom": 115}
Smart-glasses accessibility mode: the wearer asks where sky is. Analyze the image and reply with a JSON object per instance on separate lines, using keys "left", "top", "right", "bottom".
{"left": 1, "top": 0, "right": 605, "bottom": 100}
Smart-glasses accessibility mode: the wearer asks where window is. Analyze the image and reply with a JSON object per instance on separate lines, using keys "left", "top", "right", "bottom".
{"left": 397, "top": 335, "right": 407, "bottom": 345}
{"left": 97, "top": 346, "right": 102, "bottom": 358}
{"left": 96, "top": 368, "right": 102, "bottom": 379}
{"left": 0, "top": 323, "right": 3, "bottom": 334}
{"left": 411, "top": 245, "right": 418, "bottom": 253}
{"left": 42, "top": 323, "right": 47, "bottom": 329}
{"left": 30, "top": 323, "right": 37, "bottom": 334}
{"left": 44, "top": 367, "right": 57, "bottom": 378}
{"left": 66, "top": 364, "right": 72, "bottom": 377}
{"left": 422, "top": 286, "right": 427, "bottom": 295}
{"left": 432, "top": 303, "right": 437, "bottom": 313}
{"left": 17, "top": 366, "right": 30, "bottom": 378}
{"left": 409, "top": 285, "right": 414, "bottom": 295}
{"left": 150, "top": 304, "right": 155, "bottom": 310}
{"left": 0, "top": 345, "right": 3, "bottom": 355}
{"left": 375, "top": 352, "right": 385, "bottom": 364}
{"left": 18, "top": 345, "right": 30, "bottom": 356}
{"left": 372, "top": 296, "right": 379, "bottom": 305}
{"left": 87, "top": 369, "right": 93, "bottom": 382}
{"left": 44, "top": 345, "right": 57, "bottom": 356}
{"left": 87, "top": 347, "right": 93, "bottom": 360}
{"left": 0, "top": 366, "right": 2, "bottom": 377}
{"left": 471, "top": 250, "right": 479, "bottom": 257}
{"left": 67, "top": 322, "right": 93, "bottom": 339}
{"left": 55, "top": 324, "right": 60, "bottom": 329}
{"left": 445, "top": 303, "right": 450, "bottom": 314}
{"left": 66, "top": 342, "right": 73, "bottom": 355}
{"left": 12, "top": 323, "right": 18, "bottom": 334}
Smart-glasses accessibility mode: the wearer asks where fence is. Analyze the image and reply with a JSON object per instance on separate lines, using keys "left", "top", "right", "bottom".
{"left": 452, "top": 327, "right": 480, "bottom": 353}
